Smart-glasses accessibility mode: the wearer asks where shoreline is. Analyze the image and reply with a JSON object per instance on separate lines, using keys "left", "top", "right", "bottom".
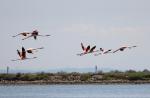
{"left": 1, "top": 70, "right": 150, "bottom": 85}
{"left": 1, "top": 80, "right": 150, "bottom": 85}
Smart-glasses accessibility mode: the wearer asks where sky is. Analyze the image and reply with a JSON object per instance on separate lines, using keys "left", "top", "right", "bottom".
{"left": 0, "top": 0, "right": 150, "bottom": 73}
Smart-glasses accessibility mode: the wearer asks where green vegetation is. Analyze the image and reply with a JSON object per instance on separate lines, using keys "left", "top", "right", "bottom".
{"left": 80, "top": 73, "right": 92, "bottom": 81}
{"left": 0, "top": 69, "right": 150, "bottom": 84}
{"left": 0, "top": 72, "right": 49, "bottom": 81}
{"left": 102, "top": 70, "right": 150, "bottom": 81}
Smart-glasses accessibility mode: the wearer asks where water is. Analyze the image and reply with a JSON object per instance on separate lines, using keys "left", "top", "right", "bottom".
{"left": 0, "top": 84, "right": 150, "bottom": 98}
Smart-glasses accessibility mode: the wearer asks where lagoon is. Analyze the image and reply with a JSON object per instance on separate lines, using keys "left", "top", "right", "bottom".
{"left": 0, "top": 84, "right": 150, "bottom": 98}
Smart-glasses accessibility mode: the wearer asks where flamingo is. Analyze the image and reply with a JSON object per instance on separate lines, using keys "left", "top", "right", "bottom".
{"left": 26, "top": 47, "right": 44, "bottom": 54}
{"left": 11, "top": 47, "right": 37, "bottom": 61}
{"left": 22, "top": 30, "right": 50, "bottom": 40}
{"left": 113, "top": 46, "right": 137, "bottom": 53}
{"left": 77, "top": 43, "right": 98, "bottom": 56}
{"left": 94, "top": 48, "right": 112, "bottom": 56}
{"left": 81, "top": 43, "right": 90, "bottom": 53}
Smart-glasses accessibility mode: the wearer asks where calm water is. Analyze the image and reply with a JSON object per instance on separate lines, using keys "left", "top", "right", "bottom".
{"left": 0, "top": 84, "right": 150, "bottom": 98}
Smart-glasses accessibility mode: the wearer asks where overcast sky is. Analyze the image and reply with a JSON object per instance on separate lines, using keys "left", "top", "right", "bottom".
{"left": 0, "top": 0, "right": 150, "bottom": 73}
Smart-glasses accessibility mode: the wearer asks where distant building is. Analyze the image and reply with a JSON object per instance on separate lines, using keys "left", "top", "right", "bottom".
{"left": 95, "top": 65, "right": 98, "bottom": 73}
{"left": 7, "top": 66, "right": 9, "bottom": 74}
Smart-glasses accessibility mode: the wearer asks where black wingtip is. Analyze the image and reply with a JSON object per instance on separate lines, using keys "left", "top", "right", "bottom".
{"left": 22, "top": 47, "right": 25, "bottom": 51}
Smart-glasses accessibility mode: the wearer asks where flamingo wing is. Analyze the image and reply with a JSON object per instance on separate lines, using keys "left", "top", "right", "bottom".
{"left": 90, "top": 46, "right": 96, "bottom": 52}
{"left": 12, "top": 33, "right": 21, "bottom": 37}
{"left": 81, "top": 43, "right": 85, "bottom": 51}
{"left": 17, "top": 50, "right": 21, "bottom": 57}
{"left": 12, "top": 32, "right": 31, "bottom": 37}
{"left": 86, "top": 45, "right": 90, "bottom": 52}
{"left": 22, "top": 47, "right": 26, "bottom": 52}
{"left": 104, "top": 49, "right": 112, "bottom": 54}
{"left": 45, "top": 34, "right": 51, "bottom": 36}
{"left": 22, "top": 47, "right": 26, "bottom": 58}
{"left": 113, "top": 48, "right": 120, "bottom": 53}
{"left": 22, "top": 33, "right": 30, "bottom": 36}
{"left": 113, "top": 47, "right": 126, "bottom": 53}
{"left": 119, "top": 47, "right": 126, "bottom": 51}
{"left": 29, "top": 47, "right": 43, "bottom": 50}
{"left": 128, "top": 45, "right": 137, "bottom": 49}
{"left": 27, "top": 50, "right": 33, "bottom": 53}
{"left": 36, "top": 47, "right": 44, "bottom": 49}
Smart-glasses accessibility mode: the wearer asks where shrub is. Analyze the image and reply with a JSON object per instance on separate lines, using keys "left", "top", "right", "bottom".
{"left": 80, "top": 73, "right": 91, "bottom": 81}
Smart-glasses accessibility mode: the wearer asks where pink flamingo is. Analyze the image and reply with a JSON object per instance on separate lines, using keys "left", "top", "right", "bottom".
{"left": 11, "top": 47, "right": 37, "bottom": 61}
{"left": 77, "top": 43, "right": 98, "bottom": 56}
{"left": 94, "top": 48, "right": 112, "bottom": 56}
{"left": 22, "top": 30, "right": 50, "bottom": 40}
{"left": 113, "top": 46, "right": 137, "bottom": 53}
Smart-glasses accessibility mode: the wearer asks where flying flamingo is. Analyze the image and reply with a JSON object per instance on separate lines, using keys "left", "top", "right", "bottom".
{"left": 113, "top": 45, "right": 137, "bottom": 53}
{"left": 77, "top": 43, "right": 98, "bottom": 56}
{"left": 11, "top": 47, "right": 37, "bottom": 61}
{"left": 22, "top": 30, "right": 50, "bottom": 40}
{"left": 94, "top": 48, "right": 112, "bottom": 56}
